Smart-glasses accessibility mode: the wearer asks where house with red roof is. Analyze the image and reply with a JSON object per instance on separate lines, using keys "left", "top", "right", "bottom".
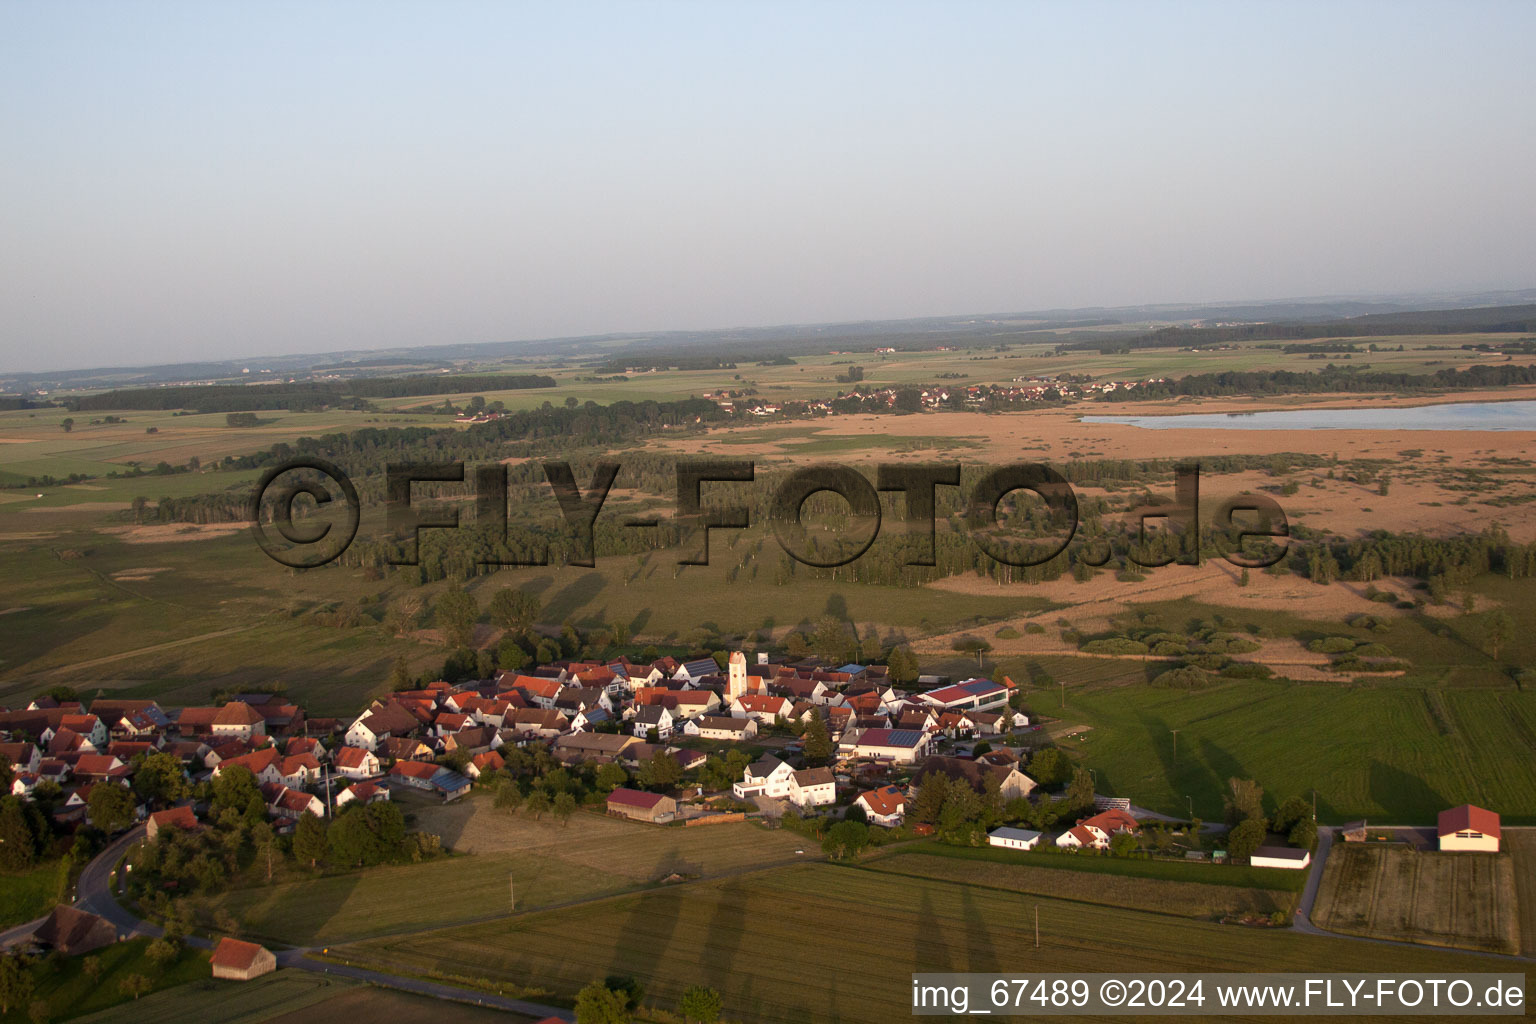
{"left": 210, "top": 937, "right": 276, "bottom": 981}
{"left": 854, "top": 785, "right": 907, "bottom": 827}
{"left": 145, "top": 805, "right": 200, "bottom": 840}
{"left": 1438, "top": 803, "right": 1500, "bottom": 852}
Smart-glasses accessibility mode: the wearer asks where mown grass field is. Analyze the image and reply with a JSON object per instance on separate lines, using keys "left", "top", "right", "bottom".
{"left": 68, "top": 972, "right": 356, "bottom": 1024}
{"left": 0, "top": 859, "right": 66, "bottom": 929}
{"left": 887, "top": 841, "right": 1309, "bottom": 891}
{"left": 337, "top": 861, "right": 1518, "bottom": 1024}
{"left": 203, "top": 805, "right": 807, "bottom": 946}
{"left": 1311, "top": 844, "right": 1520, "bottom": 954}
{"left": 0, "top": 938, "right": 210, "bottom": 1024}
{"left": 863, "top": 849, "right": 1297, "bottom": 920}
{"left": 69, "top": 973, "right": 537, "bottom": 1024}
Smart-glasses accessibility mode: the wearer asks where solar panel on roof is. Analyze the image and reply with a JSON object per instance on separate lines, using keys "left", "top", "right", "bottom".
{"left": 886, "top": 729, "right": 921, "bottom": 746}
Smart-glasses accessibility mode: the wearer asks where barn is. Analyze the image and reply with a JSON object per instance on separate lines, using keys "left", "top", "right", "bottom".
{"left": 210, "top": 937, "right": 277, "bottom": 980}
{"left": 987, "top": 827, "right": 1042, "bottom": 851}
{"left": 1437, "top": 804, "right": 1500, "bottom": 853}
{"left": 606, "top": 787, "right": 677, "bottom": 824}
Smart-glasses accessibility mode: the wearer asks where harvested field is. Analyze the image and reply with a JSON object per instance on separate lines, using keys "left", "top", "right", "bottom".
{"left": 1311, "top": 843, "right": 1519, "bottom": 954}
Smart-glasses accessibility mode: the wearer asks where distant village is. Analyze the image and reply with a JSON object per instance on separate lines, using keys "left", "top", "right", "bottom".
{"left": 705, "top": 375, "right": 1167, "bottom": 417}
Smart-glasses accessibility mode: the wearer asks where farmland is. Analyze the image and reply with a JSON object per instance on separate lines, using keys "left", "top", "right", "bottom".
{"left": 1311, "top": 843, "right": 1520, "bottom": 954}
{"left": 862, "top": 848, "right": 1299, "bottom": 919}
{"left": 200, "top": 801, "right": 809, "bottom": 946}
{"left": 337, "top": 860, "right": 1519, "bottom": 1024}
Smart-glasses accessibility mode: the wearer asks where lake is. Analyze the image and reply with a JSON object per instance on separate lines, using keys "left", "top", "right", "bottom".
{"left": 1080, "top": 400, "right": 1536, "bottom": 432}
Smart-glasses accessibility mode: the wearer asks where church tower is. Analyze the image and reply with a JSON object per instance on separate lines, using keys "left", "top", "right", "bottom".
{"left": 727, "top": 651, "right": 748, "bottom": 701}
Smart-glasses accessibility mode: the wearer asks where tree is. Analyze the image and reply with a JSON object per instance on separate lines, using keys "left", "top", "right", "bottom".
{"left": 494, "top": 782, "right": 524, "bottom": 812}
{"left": 496, "top": 637, "right": 527, "bottom": 672}
{"left": 81, "top": 957, "right": 101, "bottom": 983}
{"left": 886, "top": 644, "right": 919, "bottom": 684}
{"left": 1271, "top": 795, "right": 1311, "bottom": 835}
{"left": 0, "top": 797, "right": 38, "bottom": 871}
{"left": 594, "top": 763, "right": 628, "bottom": 794}
{"left": 118, "top": 974, "right": 152, "bottom": 1001}
{"left": 88, "top": 783, "right": 135, "bottom": 833}
{"left": 1224, "top": 777, "right": 1265, "bottom": 826}
{"left": 821, "top": 819, "right": 870, "bottom": 861}
{"left": 435, "top": 588, "right": 479, "bottom": 649}
{"left": 553, "top": 792, "right": 577, "bottom": 825}
{"left": 1226, "top": 817, "right": 1267, "bottom": 861}
{"left": 28, "top": 998, "right": 49, "bottom": 1024}
{"left": 210, "top": 764, "right": 266, "bottom": 824}
{"left": 1063, "top": 767, "right": 1095, "bottom": 815}
{"left": 810, "top": 616, "right": 854, "bottom": 663}
{"left": 488, "top": 588, "right": 541, "bottom": 634}
{"left": 1026, "top": 748, "right": 1071, "bottom": 788}
{"left": 1289, "top": 817, "right": 1318, "bottom": 851}
{"left": 1109, "top": 832, "right": 1138, "bottom": 857}
{"left": 1483, "top": 609, "right": 1514, "bottom": 660}
{"left": 328, "top": 802, "right": 405, "bottom": 867}
{"left": 801, "top": 713, "right": 833, "bottom": 765}
{"left": 146, "top": 937, "right": 179, "bottom": 969}
{"left": 637, "top": 750, "right": 682, "bottom": 790}
{"left": 0, "top": 955, "right": 33, "bottom": 1015}
{"left": 60, "top": 418, "right": 73, "bottom": 433}
{"left": 525, "top": 790, "right": 552, "bottom": 820}
{"left": 131, "top": 752, "right": 189, "bottom": 806}
{"left": 680, "top": 985, "right": 723, "bottom": 1024}
{"left": 574, "top": 980, "right": 631, "bottom": 1024}
{"left": 388, "top": 656, "right": 414, "bottom": 691}
{"left": 293, "top": 811, "right": 329, "bottom": 867}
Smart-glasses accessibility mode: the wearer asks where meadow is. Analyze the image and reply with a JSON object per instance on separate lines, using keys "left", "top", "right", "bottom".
{"left": 200, "top": 803, "right": 808, "bottom": 946}
{"left": 1311, "top": 844, "right": 1520, "bottom": 954}
{"left": 336, "top": 860, "right": 1520, "bottom": 1024}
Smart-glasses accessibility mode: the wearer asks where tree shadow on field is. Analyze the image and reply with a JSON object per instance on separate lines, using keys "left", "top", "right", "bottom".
{"left": 239, "top": 871, "right": 360, "bottom": 946}
{"left": 824, "top": 593, "right": 850, "bottom": 620}
{"left": 629, "top": 608, "right": 652, "bottom": 636}
{"left": 541, "top": 572, "right": 606, "bottom": 622}
{"left": 1197, "top": 736, "right": 1252, "bottom": 814}
{"left": 1368, "top": 759, "right": 1448, "bottom": 823}
{"left": 1138, "top": 712, "right": 1223, "bottom": 817}
{"left": 702, "top": 877, "right": 756, "bottom": 1016}
{"left": 959, "top": 885, "right": 1001, "bottom": 973}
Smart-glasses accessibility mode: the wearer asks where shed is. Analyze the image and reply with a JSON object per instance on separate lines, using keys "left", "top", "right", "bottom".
{"left": 210, "top": 937, "right": 277, "bottom": 980}
{"left": 30, "top": 905, "right": 117, "bottom": 955}
{"left": 1341, "top": 820, "right": 1367, "bottom": 843}
{"left": 606, "top": 787, "right": 677, "bottom": 824}
{"left": 1251, "top": 846, "right": 1312, "bottom": 870}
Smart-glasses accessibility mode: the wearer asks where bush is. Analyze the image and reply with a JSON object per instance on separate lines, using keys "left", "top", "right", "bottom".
{"left": 1151, "top": 665, "right": 1211, "bottom": 689}
{"left": 1024, "top": 623, "right": 1046, "bottom": 635}
{"left": 1081, "top": 637, "right": 1149, "bottom": 655}
{"left": 1220, "top": 662, "right": 1273, "bottom": 679}
{"left": 1307, "top": 636, "right": 1356, "bottom": 654}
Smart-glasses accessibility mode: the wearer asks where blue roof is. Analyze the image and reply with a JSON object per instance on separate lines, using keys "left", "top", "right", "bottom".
{"left": 606, "top": 663, "right": 629, "bottom": 679}
{"left": 837, "top": 663, "right": 866, "bottom": 675}
{"left": 960, "top": 679, "right": 1004, "bottom": 695}
{"left": 429, "top": 769, "right": 472, "bottom": 793}
{"left": 681, "top": 659, "right": 719, "bottom": 677}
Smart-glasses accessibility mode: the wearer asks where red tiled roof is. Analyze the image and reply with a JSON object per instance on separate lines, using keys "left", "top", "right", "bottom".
{"left": 607, "top": 787, "right": 665, "bottom": 810}
{"left": 1437, "top": 803, "right": 1500, "bottom": 839}
{"left": 210, "top": 937, "right": 268, "bottom": 970}
{"left": 857, "top": 785, "right": 906, "bottom": 816}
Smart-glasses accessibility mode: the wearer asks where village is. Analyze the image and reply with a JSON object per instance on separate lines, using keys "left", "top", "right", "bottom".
{"left": 0, "top": 646, "right": 1510, "bottom": 1009}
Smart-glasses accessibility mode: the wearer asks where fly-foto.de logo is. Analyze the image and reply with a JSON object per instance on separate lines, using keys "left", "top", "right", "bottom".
{"left": 249, "top": 458, "right": 1289, "bottom": 571}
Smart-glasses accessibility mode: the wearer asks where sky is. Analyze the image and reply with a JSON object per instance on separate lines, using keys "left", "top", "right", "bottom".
{"left": 2, "top": 1, "right": 1534, "bottom": 372}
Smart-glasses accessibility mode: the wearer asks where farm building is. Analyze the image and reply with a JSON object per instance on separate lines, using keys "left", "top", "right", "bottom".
{"left": 1437, "top": 804, "right": 1500, "bottom": 852}
{"left": 26, "top": 905, "right": 117, "bottom": 955}
{"left": 988, "top": 827, "right": 1042, "bottom": 851}
{"left": 145, "top": 804, "right": 200, "bottom": 840}
{"left": 210, "top": 937, "right": 277, "bottom": 980}
{"left": 607, "top": 787, "right": 677, "bottom": 824}
{"left": 1251, "top": 846, "right": 1312, "bottom": 870}
{"left": 1341, "top": 821, "right": 1367, "bottom": 843}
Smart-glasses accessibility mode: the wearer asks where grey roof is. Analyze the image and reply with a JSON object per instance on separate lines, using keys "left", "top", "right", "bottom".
{"left": 988, "top": 827, "right": 1042, "bottom": 843}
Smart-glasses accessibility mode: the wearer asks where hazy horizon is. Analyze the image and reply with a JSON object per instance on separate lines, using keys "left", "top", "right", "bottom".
{"left": 4, "top": 1, "right": 1535, "bottom": 373}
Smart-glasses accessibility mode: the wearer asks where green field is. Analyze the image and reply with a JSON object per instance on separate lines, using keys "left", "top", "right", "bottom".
{"left": 0, "top": 938, "right": 210, "bottom": 1024}
{"left": 202, "top": 804, "right": 809, "bottom": 945}
{"left": 864, "top": 849, "right": 1299, "bottom": 919}
{"left": 337, "top": 861, "right": 1517, "bottom": 1024}
{"left": 0, "top": 860, "right": 67, "bottom": 929}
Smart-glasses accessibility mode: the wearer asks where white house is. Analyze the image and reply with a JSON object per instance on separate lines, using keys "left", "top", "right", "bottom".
{"left": 686, "top": 716, "right": 757, "bottom": 742}
{"left": 633, "top": 705, "right": 674, "bottom": 741}
{"left": 733, "top": 756, "right": 795, "bottom": 800}
{"left": 788, "top": 767, "right": 836, "bottom": 808}
{"left": 1055, "top": 824, "right": 1108, "bottom": 850}
{"left": 988, "top": 827, "right": 1042, "bottom": 851}
{"left": 853, "top": 786, "right": 906, "bottom": 827}
{"left": 841, "top": 727, "right": 932, "bottom": 764}
{"left": 332, "top": 746, "right": 380, "bottom": 779}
